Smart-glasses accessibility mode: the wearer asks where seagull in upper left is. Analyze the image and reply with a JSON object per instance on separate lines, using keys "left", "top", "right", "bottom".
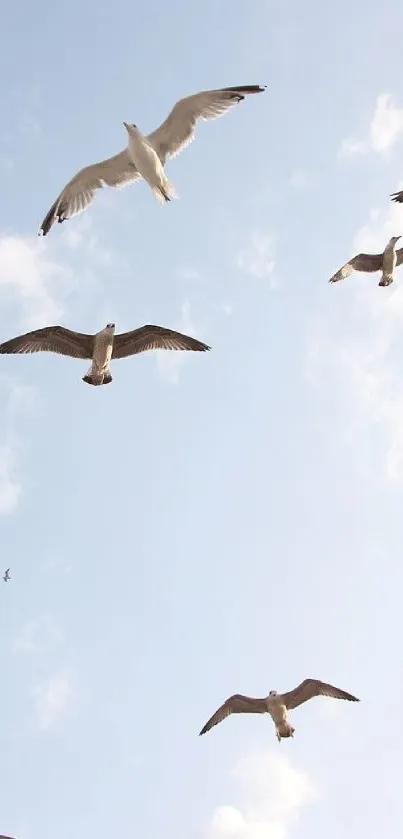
{"left": 0, "top": 322, "right": 210, "bottom": 386}
{"left": 3, "top": 569, "right": 10, "bottom": 582}
{"left": 38, "top": 84, "right": 266, "bottom": 235}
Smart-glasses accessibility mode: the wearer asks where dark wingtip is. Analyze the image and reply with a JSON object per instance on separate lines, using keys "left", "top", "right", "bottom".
{"left": 390, "top": 191, "right": 403, "bottom": 203}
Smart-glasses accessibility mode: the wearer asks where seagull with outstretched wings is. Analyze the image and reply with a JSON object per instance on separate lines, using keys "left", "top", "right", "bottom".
{"left": 199, "top": 678, "right": 359, "bottom": 742}
{"left": 0, "top": 322, "right": 210, "bottom": 386}
{"left": 39, "top": 84, "right": 266, "bottom": 235}
{"left": 329, "top": 236, "right": 402, "bottom": 286}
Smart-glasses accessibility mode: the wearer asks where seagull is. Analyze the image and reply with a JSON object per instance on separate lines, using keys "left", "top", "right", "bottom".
{"left": 199, "top": 678, "right": 359, "bottom": 742}
{"left": 38, "top": 84, "right": 266, "bottom": 235}
{"left": 391, "top": 189, "right": 403, "bottom": 204}
{"left": 0, "top": 323, "right": 210, "bottom": 386}
{"left": 2, "top": 569, "right": 10, "bottom": 582}
{"left": 329, "top": 236, "right": 403, "bottom": 286}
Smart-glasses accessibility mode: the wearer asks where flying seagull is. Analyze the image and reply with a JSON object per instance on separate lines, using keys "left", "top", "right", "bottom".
{"left": 199, "top": 678, "right": 359, "bottom": 742}
{"left": 0, "top": 323, "right": 210, "bottom": 386}
{"left": 2, "top": 569, "right": 10, "bottom": 582}
{"left": 329, "top": 236, "right": 403, "bottom": 286}
{"left": 391, "top": 189, "right": 403, "bottom": 204}
{"left": 39, "top": 84, "right": 266, "bottom": 235}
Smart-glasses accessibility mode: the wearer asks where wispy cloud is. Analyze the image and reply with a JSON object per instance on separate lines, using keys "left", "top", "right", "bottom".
{"left": 0, "top": 234, "right": 74, "bottom": 329}
{"left": 0, "top": 376, "right": 35, "bottom": 515}
{"left": 0, "top": 438, "right": 21, "bottom": 514}
{"left": 157, "top": 299, "right": 206, "bottom": 385}
{"left": 236, "top": 231, "right": 276, "bottom": 285}
{"left": 32, "top": 669, "right": 78, "bottom": 731}
{"left": 14, "top": 616, "right": 63, "bottom": 653}
{"left": 288, "top": 168, "right": 315, "bottom": 190}
{"left": 206, "top": 750, "right": 318, "bottom": 839}
{"left": 339, "top": 93, "right": 403, "bottom": 158}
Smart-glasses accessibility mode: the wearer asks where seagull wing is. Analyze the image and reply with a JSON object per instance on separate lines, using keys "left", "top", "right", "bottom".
{"left": 0, "top": 326, "right": 94, "bottom": 359}
{"left": 199, "top": 694, "right": 268, "bottom": 735}
{"left": 395, "top": 247, "right": 403, "bottom": 267}
{"left": 328, "top": 252, "right": 384, "bottom": 283}
{"left": 39, "top": 150, "right": 141, "bottom": 235}
{"left": 281, "top": 679, "right": 360, "bottom": 710}
{"left": 391, "top": 191, "right": 403, "bottom": 203}
{"left": 148, "top": 85, "right": 266, "bottom": 164}
{"left": 112, "top": 325, "right": 211, "bottom": 359}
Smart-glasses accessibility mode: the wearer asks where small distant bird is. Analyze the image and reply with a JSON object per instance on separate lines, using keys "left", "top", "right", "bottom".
{"left": 3, "top": 569, "right": 10, "bottom": 582}
{"left": 0, "top": 323, "right": 210, "bottom": 386}
{"left": 329, "top": 236, "right": 403, "bottom": 286}
{"left": 390, "top": 189, "right": 403, "bottom": 204}
{"left": 39, "top": 84, "right": 266, "bottom": 235}
{"left": 199, "top": 678, "right": 359, "bottom": 742}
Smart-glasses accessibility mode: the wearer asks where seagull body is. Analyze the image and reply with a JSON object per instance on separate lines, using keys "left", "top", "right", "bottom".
{"left": 329, "top": 236, "right": 402, "bottom": 286}
{"left": 0, "top": 322, "right": 210, "bottom": 386}
{"left": 39, "top": 84, "right": 266, "bottom": 235}
{"left": 3, "top": 568, "right": 10, "bottom": 582}
{"left": 199, "top": 678, "right": 359, "bottom": 742}
{"left": 123, "top": 123, "right": 177, "bottom": 204}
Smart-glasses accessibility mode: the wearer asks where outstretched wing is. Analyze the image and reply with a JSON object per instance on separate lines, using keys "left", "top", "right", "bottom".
{"left": 39, "top": 150, "right": 140, "bottom": 235}
{"left": 199, "top": 694, "right": 268, "bottom": 736}
{"left": 148, "top": 85, "right": 266, "bottom": 164}
{"left": 281, "top": 679, "right": 360, "bottom": 710}
{"left": 0, "top": 326, "right": 94, "bottom": 359}
{"left": 329, "top": 252, "right": 384, "bottom": 283}
{"left": 391, "top": 191, "right": 403, "bottom": 204}
{"left": 395, "top": 247, "right": 403, "bottom": 267}
{"left": 112, "top": 325, "right": 210, "bottom": 359}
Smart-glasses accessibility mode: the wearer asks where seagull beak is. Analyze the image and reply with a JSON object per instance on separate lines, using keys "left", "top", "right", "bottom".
{"left": 123, "top": 122, "right": 129, "bottom": 131}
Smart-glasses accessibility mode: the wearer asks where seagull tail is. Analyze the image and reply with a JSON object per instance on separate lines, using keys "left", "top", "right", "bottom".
{"left": 82, "top": 366, "right": 113, "bottom": 386}
{"left": 152, "top": 178, "right": 178, "bottom": 205}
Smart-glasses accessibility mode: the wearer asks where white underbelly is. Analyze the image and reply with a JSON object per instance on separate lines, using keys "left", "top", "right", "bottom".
{"left": 128, "top": 137, "right": 164, "bottom": 184}
{"left": 93, "top": 341, "right": 112, "bottom": 371}
{"left": 269, "top": 704, "right": 288, "bottom": 726}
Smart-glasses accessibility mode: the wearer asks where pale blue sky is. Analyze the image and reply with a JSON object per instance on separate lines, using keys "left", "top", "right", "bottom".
{"left": 1, "top": 2, "right": 403, "bottom": 839}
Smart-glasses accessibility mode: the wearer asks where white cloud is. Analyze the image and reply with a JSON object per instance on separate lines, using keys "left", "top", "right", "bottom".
{"left": 33, "top": 669, "right": 77, "bottom": 730}
{"left": 157, "top": 299, "right": 206, "bottom": 385}
{"left": 288, "top": 168, "right": 314, "bottom": 190}
{"left": 306, "top": 201, "right": 403, "bottom": 483}
{"left": 339, "top": 93, "right": 403, "bottom": 158}
{"left": 0, "top": 438, "right": 21, "bottom": 514}
{"left": 0, "top": 234, "right": 74, "bottom": 329}
{"left": 14, "top": 616, "right": 63, "bottom": 653}
{"left": 206, "top": 750, "right": 318, "bottom": 839}
{"left": 236, "top": 232, "right": 276, "bottom": 284}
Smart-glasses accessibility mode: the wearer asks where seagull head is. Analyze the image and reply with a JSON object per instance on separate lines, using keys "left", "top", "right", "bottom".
{"left": 268, "top": 690, "right": 278, "bottom": 697}
{"left": 391, "top": 235, "right": 402, "bottom": 245}
{"left": 105, "top": 323, "right": 116, "bottom": 333}
{"left": 123, "top": 122, "right": 138, "bottom": 135}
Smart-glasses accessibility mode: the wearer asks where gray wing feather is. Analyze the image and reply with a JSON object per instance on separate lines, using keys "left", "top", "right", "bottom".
{"left": 395, "top": 247, "right": 403, "bottom": 267}
{"left": 0, "top": 326, "right": 94, "bottom": 359}
{"left": 39, "top": 150, "right": 140, "bottom": 235}
{"left": 148, "top": 85, "right": 266, "bottom": 164}
{"left": 281, "top": 679, "right": 360, "bottom": 710}
{"left": 391, "top": 191, "right": 403, "bottom": 203}
{"left": 199, "top": 694, "right": 268, "bottom": 735}
{"left": 329, "top": 252, "right": 384, "bottom": 283}
{"left": 112, "top": 325, "right": 211, "bottom": 359}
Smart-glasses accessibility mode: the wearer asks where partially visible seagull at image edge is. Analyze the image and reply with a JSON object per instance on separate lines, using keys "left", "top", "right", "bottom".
{"left": 38, "top": 84, "right": 266, "bottom": 235}
{"left": 328, "top": 236, "right": 403, "bottom": 286}
{"left": 199, "top": 678, "right": 359, "bottom": 742}
{"left": 0, "top": 323, "right": 210, "bottom": 386}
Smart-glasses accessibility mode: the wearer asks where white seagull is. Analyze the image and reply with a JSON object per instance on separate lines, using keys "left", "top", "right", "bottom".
{"left": 0, "top": 323, "right": 210, "bottom": 386}
{"left": 39, "top": 84, "right": 266, "bottom": 235}
{"left": 199, "top": 678, "right": 359, "bottom": 742}
{"left": 329, "top": 236, "right": 403, "bottom": 286}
